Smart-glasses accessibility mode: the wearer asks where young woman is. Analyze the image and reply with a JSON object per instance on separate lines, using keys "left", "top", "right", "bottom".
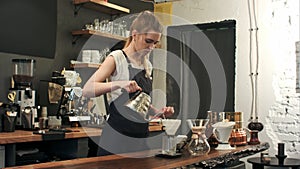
{"left": 83, "top": 10, "right": 174, "bottom": 156}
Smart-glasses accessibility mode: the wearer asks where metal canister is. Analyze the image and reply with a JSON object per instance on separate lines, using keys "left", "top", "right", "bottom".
{"left": 225, "top": 112, "right": 247, "bottom": 146}
{"left": 230, "top": 128, "right": 247, "bottom": 146}
{"left": 225, "top": 112, "right": 243, "bottom": 129}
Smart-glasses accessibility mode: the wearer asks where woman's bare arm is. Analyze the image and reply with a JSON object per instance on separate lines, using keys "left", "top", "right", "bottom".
{"left": 82, "top": 56, "right": 141, "bottom": 98}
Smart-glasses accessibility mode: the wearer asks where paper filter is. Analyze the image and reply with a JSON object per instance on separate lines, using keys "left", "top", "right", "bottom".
{"left": 161, "top": 119, "right": 181, "bottom": 135}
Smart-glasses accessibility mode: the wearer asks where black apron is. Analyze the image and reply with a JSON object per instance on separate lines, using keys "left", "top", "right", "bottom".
{"left": 97, "top": 51, "right": 152, "bottom": 156}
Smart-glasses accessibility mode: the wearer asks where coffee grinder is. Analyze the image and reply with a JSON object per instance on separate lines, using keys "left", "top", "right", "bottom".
{"left": 9, "top": 59, "right": 38, "bottom": 129}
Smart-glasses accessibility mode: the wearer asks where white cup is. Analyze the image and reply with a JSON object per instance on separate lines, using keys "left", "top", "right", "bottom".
{"left": 82, "top": 50, "right": 91, "bottom": 63}
{"left": 162, "top": 135, "right": 177, "bottom": 155}
{"left": 125, "top": 30, "right": 130, "bottom": 37}
{"left": 91, "top": 50, "right": 100, "bottom": 63}
{"left": 64, "top": 70, "right": 79, "bottom": 86}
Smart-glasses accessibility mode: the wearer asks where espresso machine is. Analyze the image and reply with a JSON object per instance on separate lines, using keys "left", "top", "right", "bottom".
{"left": 9, "top": 59, "right": 38, "bottom": 129}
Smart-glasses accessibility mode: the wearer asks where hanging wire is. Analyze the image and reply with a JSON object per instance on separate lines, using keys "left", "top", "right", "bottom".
{"left": 247, "top": 0, "right": 260, "bottom": 121}
{"left": 252, "top": 0, "right": 260, "bottom": 120}
{"left": 247, "top": 0, "right": 255, "bottom": 121}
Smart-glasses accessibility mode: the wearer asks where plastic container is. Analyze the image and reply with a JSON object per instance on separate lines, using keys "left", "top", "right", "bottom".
{"left": 3, "top": 112, "right": 17, "bottom": 132}
{"left": 12, "top": 59, "right": 36, "bottom": 88}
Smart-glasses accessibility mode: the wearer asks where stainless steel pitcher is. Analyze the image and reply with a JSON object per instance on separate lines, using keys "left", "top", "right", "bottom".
{"left": 125, "top": 91, "right": 151, "bottom": 119}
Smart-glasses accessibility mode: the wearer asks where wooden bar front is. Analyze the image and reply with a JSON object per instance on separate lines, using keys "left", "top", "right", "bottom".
{"left": 5, "top": 143, "right": 269, "bottom": 169}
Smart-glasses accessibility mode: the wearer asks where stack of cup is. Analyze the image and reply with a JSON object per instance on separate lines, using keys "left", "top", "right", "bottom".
{"left": 64, "top": 70, "right": 80, "bottom": 87}
{"left": 39, "top": 107, "right": 48, "bottom": 129}
{"left": 82, "top": 50, "right": 91, "bottom": 63}
{"left": 81, "top": 50, "right": 100, "bottom": 63}
{"left": 91, "top": 50, "right": 100, "bottom": 63}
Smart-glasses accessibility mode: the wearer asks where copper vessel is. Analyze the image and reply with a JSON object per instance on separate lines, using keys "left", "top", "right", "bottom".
{"left": 229, "top": 128, "right": 247, "bottom": 146}
{"left": 225, "top": 112, "right": 248, "bottom": 146}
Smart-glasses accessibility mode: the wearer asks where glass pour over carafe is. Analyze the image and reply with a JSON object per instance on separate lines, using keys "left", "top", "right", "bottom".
{"left": 186, "top": 119, "right": 210, "bottom": 156}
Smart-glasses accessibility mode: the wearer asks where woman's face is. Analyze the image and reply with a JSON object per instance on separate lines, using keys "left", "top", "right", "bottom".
{"left": 134, "top": 31, "right": 161, "bottom": 56}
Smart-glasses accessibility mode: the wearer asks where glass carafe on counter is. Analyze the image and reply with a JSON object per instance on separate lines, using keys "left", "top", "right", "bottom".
{"left": 186, "top": 119, "right": 210, "bottom": 156}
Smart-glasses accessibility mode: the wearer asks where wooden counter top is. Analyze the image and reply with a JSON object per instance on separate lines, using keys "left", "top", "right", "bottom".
{"left": 0, "top": 127, "right": 101, "bottom": 145}
{"left": 5, "top": 143, "right": 269, "bottom": 169}
{"left": 0, "top": 125, "right": 162, "bottom": 145}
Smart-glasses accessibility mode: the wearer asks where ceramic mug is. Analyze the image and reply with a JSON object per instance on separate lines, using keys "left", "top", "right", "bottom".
{"left": 82, "top": 50, "right": 91, "bottom": 63}
{"left": 64, "top": 70, "right": 79, "bottom": 86}
{"left": 91, "top": 50, "right": 100, "bottom": 63}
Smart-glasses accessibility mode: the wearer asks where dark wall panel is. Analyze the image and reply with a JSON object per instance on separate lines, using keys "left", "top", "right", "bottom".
{"left": 0, "top": 0, "right": 57, "bottom": 58}
{"left": 167, "top": 20, "right": 236, "bottom": 118}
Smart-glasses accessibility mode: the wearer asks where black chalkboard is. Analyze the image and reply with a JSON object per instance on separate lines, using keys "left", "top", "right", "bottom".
{"left": 166, "top": 20, "right": 236, "bottom": 118}
{"left": 0, "top": 0, "right": 57, "bottom": 58}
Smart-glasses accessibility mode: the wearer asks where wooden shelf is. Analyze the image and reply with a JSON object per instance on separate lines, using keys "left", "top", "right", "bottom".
{"left": 72, "top": 30, "right": 127, "bottom": 42}
{"left": 73, "top": 0, "right": 130, "bottom": 15}
{"left": 70, "top": 62, "right": 101, "bottom": 68}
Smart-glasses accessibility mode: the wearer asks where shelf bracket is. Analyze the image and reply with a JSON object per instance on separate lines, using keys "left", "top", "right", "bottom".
{"left": 110, "top": 14, "right": 121, "bottom": 21}
{"left": 73, "top": 4, "right": 83, "bottom": 16}
{"left": 72, "top": 35, "right": 82, "bottom": 45}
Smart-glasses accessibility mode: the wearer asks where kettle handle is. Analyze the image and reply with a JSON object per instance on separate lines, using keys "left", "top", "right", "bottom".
{"left": 120, "top": 88, "right": 141, "bottom": 101}
{"left": 129, "top": 90, "right": 142, "bottom": 100}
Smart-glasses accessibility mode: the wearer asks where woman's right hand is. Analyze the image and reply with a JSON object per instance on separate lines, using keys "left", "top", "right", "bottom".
{"left": 121, "top": 80, "right": 142, "bottom": 93}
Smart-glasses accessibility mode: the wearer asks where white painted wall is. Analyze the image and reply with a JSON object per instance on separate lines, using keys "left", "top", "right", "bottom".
{"left": 169, "top": 0, "right": 300, "bottom": 164}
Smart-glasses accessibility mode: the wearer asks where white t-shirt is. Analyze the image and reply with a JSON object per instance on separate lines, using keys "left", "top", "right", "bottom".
{"left": 108, "top": 50, "right": 152, "bottom": 103}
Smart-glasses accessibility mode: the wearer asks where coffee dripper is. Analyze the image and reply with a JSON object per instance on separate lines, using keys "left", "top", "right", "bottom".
{"left": 212, "top": 121, "right": 236, "bottom": 150}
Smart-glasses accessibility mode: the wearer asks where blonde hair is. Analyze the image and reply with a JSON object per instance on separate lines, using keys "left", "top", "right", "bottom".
{"left": 124, "top": 10, "right": 163, "bottom": 78}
